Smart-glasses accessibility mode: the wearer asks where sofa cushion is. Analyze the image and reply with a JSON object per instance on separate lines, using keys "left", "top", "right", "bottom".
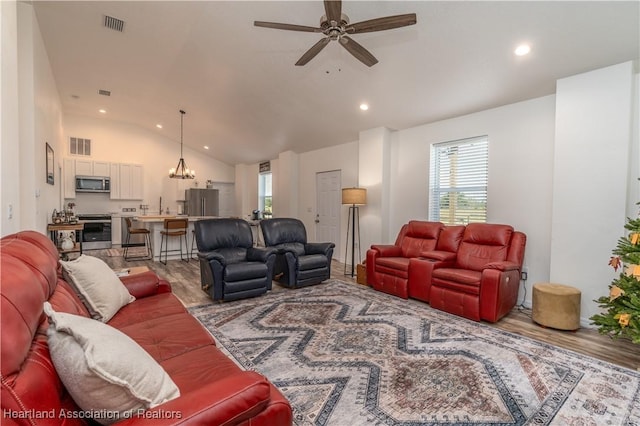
{"left": 225, "top": 261, "right": 269, "bottom": 281}
{"left": 432, "top": 268, "right": 482, "bottom": 287}
{"left": 399, "top": 221, "right": 442, "bottom": 257}
{"left": 117, "top": 312, "right": 215, "bottom": 362}
{"left": 298, "top": 254, "right": 328, "bottom": 271}
{"left": 61, "top": 254, "right": 134, "bottom": 322}
{"left": 456, "top": 224, "right": 513, "bottom": 271}
{"left": 43, "top": 303, "right": 180, "bottom": 425}
{"left": 377, "top": 256, "right": 410, "bottom": 273}
{"left": 107, "top": 292, "right": 187, "bottom": 329}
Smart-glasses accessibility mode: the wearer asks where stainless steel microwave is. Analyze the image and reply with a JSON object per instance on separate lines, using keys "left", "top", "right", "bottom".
{"left": 75, "top": 176, "right": 110, "bottom": 193}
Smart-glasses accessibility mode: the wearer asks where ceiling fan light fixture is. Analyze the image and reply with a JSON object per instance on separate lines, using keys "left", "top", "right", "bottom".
{"left": 359, "top": 103, "right": 369, "bottom": 111}
{"left": 169, "top": 109, "right": 196, "bottom": 179}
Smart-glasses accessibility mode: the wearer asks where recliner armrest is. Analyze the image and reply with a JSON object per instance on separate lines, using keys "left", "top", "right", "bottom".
{"left": 198, "top": 251, "right": 227, "bottom": 265}
{"left": 120, "top": 271, "right": 172, "bottom": 298}
{"left": 304, "top": 242, "right": 335, "bottom": 256}
{"left": 484, "top": 261, "right": 520, "bottom": 271}
{"left": 371, "top": 245, "right": 402, "bottom": 257}
{"left": 115, "top": 372, "right": 272, "bottom": 425}
{"left": 247, "top": 246, "right": 278, "bottom": 262}
{"left": 420, "top": 250, "right": 457, "bottom": 262}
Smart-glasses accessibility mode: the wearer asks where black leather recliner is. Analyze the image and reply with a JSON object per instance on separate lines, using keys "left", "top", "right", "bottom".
{"left": 260, "top": 218, "right": 335, "bottom": 288}
{"left": 194, "top": 218, "right": 277, "bottom": 301}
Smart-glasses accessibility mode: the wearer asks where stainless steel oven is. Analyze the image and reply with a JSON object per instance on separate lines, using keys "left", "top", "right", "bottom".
{"left": 77, "top": 214, "right": 112, "bottom": 250}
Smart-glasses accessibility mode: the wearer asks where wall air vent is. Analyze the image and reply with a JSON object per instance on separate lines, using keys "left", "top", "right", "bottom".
{"left": 104, "top": 15, "right": 125, "bottom": 32}
{"left": 98, "top": 89, "right": 111, "bottom": 96}
{"left": 70, "top": 137, "right": 91, "bottom": 156}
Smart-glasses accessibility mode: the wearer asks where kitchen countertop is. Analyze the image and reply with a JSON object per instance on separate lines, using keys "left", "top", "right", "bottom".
{"left": 134, "top": 215, "right": 220, "bottom": 223}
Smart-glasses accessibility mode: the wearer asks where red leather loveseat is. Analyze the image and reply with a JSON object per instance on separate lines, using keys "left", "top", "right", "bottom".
{"left": 367, "top": 222, "right": 526, "bottom": 323}
{"left": 1, "top": 231, "right": 292, "bottom": 426}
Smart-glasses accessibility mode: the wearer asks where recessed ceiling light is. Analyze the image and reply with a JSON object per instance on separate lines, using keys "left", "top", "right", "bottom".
{"left": 156, "top": 124, "right": 163, "bottom": 129}
{"left": 360, "top": 103, "right": 369, "bottom": 111}
{"left": 98, "top": 109, "right": 107, "bottom": 114}
{"left": 515, "top": 44, "right": 531, "bottom": 56}
{"left": 204, "top": 146, "right": 209, "bottom": 150}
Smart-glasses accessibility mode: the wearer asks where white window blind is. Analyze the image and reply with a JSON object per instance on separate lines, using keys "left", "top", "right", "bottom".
{"left": 429, "top": 136, "right": 488, "bottom": 225}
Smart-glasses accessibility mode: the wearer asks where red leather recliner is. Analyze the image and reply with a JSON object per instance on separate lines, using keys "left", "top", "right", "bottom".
{"left": 366, "top": 221, "right": 444, "bottom": 299}
{"left": 426, "top": 223, "right": 526, "bottom": 323}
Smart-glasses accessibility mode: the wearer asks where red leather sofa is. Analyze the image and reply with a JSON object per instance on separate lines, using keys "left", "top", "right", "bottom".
{"left": 1, "top": 231, "right": 292, "bottom": 426}
{"left": 367, "top": 222, "right": 526, "bottom": 323}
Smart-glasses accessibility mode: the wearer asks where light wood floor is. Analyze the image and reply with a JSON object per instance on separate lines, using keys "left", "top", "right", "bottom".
{"left": 96, "top": 250, "right": 639, "bottom": 371}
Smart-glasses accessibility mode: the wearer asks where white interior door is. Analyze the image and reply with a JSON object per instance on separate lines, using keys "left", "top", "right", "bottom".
{"left": 316, "top": 170, "right": 341, "bottom": 246}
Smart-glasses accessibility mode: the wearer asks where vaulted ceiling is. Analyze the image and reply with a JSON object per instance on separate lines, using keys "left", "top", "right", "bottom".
{"left": 33, "top": 1, "right": 639, "bottom": 165}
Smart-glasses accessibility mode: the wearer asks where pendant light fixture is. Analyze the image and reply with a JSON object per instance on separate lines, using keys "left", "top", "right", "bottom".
{"left": 169, "top": 109, "right": 195, "bottom": 179}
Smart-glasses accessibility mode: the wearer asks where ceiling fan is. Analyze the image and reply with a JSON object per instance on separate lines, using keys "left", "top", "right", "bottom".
{"left": 254, "top": 0, "right": 417, "bottom": 67}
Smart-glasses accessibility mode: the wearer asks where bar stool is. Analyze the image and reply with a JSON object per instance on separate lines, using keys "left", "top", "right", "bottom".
{"left": 123, "top": 217, "right": 152, "bottom": 261}
{"left": 159, "top": 218, "right": 189, "bottom": 265}
{"left": 189, "top": 229, "right": 199, "bottom": 259}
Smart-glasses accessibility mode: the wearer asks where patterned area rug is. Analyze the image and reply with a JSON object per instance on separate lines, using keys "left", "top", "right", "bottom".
{"left": 189, "top": 280, "right": 640, "bottom": 426}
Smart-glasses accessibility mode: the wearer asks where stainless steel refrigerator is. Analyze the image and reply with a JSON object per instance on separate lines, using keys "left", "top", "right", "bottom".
{"left": 185, "top": 189, "right": 219, "bottom": 217}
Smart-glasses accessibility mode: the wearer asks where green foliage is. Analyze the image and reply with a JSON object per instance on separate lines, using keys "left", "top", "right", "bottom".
{"left": 590, "top": 214, "right": 640, "bottom": 344}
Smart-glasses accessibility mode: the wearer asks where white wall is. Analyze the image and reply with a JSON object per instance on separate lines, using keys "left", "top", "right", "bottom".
{"left": 298, "top": 141, "right": 359, "bottom": 261}
{"left": 1, "top": 1, "right": 20, "bottom": 236}
{"left": 389, "top": 95, "right": 557, "bottom": 306}
{"left": 551, "top": 62, "right": 635, "bottom": 324}
{"left": 1, "top": 2, "right": 64, "bottom": 237}
{"left": 62, "top": 114, "right": 235, "bottom": 215}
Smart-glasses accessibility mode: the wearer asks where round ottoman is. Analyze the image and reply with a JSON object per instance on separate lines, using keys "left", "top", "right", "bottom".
{"left": 532, "top": 283, "right": 581, "bottom": 330}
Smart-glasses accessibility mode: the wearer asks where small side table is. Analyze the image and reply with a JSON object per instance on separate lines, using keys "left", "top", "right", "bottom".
{"left": 47, "top": 222, "right": 85, "bottom": 259}
{"left": 114, "top": 266, "right": 150, "bottom": 277}
{"left": 532, "top": 282, "right": 581, "bottom": 330}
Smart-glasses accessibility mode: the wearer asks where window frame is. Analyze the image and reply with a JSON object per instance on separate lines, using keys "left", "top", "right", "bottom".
{"left": 258, "top": 171, "right": 272, "bottom": 217}
{"left": 429, "top": 135, "right": 489, "bottom": 225}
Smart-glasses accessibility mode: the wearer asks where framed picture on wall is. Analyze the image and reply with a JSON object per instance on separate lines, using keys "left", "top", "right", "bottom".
{"left": 46, "top": 143, "right": 54, "bottom": 185}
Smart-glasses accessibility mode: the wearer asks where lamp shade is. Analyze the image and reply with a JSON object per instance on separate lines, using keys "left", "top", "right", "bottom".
{"left": 342, "top": 188, "right": 367, "bottom": 205}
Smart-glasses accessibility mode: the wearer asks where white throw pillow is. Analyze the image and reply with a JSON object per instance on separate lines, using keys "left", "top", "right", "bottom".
{"left": 43, "top": 302, "right": 180, "bottom": 425}
{"left": 61, "top": 254, "right": 135, "bottom": 322}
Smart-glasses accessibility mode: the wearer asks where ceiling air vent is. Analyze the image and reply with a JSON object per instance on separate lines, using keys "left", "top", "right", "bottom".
{"left": 98, "top": 89, "right": 111, "bottom": 96}
{"left": 104, "top": 15, "right": 125, "bottom": 32}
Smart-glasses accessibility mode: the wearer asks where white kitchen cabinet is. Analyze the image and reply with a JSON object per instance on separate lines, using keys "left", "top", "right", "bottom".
{"left": 63, "top": 158, "right": 76, "bottom": 199}
{"left": 109, "top": 163, "right": 121, "bottom": 200}
{"left": 110, "top": 163, "right": 143, "bottom": 200}
{"left": 93, "top": 161, "right": 110, "bottom": 177}
{"left": 131, "top": 164, "right": 143, "bottom": 200}
{"left": 111, "top": 214, "right": 122, "bottom": 245}
{"left": 75, "top": 159, "right": 93, "bottom": 176}
{"left": 74, "top": 159, "right": 109, "bottom": 177}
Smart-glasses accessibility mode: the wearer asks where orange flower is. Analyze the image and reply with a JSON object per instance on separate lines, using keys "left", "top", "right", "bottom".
{"left": 610, "top": 285, "right": 625, "bottom": 301}
{"left": 616, "top": 313, "right": 631, "bottom": 327}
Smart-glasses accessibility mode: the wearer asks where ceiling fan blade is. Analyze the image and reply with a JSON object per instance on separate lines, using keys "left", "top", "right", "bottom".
{"left": 324, "top": 0, "right": 342, "bottom": 24}
{"left": 339, "top": 35, "right": 378, "bottom": 67}
{"left": 295, "top": 38, "right": 331, "bottom": 66}
{"left": 254, "top": 21, "right": 321, "bottom": 33}
{"left": 346, "top": 13, "right": 417, "bottom": 34}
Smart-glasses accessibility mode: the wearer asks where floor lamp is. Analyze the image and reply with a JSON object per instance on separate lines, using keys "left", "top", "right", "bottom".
{"left": 342, "top": 187, "right": 367, "bottom": 277}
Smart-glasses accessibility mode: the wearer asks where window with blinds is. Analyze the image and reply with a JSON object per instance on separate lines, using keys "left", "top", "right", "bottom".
{"left": 429, "top": 135, "right": 488, "bottom": 225}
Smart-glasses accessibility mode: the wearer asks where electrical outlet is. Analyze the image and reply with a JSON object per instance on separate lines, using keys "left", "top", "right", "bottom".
{"left": 521, "top": 268, "right": 528, "bottom": 281}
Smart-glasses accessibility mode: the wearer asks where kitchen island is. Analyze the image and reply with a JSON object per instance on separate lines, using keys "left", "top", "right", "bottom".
{"left": 133, "top": 215, "right": 219, "bottom": 262}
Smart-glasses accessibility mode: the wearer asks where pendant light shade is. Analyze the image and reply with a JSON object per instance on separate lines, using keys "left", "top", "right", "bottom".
{"left": 169, "top": 109, "right": 195, "bottom": 179}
